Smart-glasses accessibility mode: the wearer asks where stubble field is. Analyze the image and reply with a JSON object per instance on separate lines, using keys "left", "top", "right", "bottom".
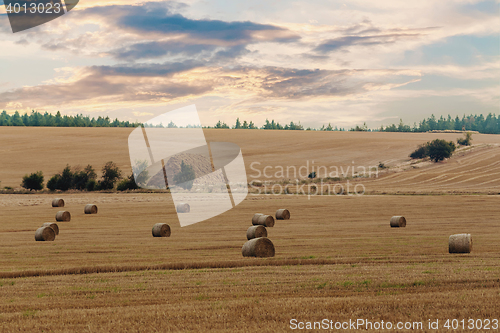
{"left": 0, "top": 128, "right": 499, "bottom": 332}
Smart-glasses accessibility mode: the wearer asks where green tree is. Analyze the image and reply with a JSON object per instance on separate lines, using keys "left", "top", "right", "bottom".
{"left": 21, "top": 171, "right": 44, "bottom": 191}
{"left": 117, "top": 173, "right": 140, "bottom": 191}
{"left": 56, "top": 165, "right": 74, "bottom": 191}
{"left": 457, "top": 132, "right": 472, "bottom": 146}
{"left": 46, "top": 174, "right": 60, "bottom": 191}
{"left": 427, "top": 139, "right": 456, "bottom": 162}
{"left": 410, "top": 144, "right": 429, "bottom": 159}
{"left": 72, "top": 165, "right": 97, "bottom": 190}
{"left": 131, "top": 160, "right": 150, "bottom": 187}
{"left": 98, "top": 162, "right": 122, "bottom": 190}
{"left": 173, "top": 160, "right": 195, "bottom": 190}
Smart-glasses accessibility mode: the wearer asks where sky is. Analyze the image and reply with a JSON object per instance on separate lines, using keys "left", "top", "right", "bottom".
{"left": 0, "top": 0, "right": 498, "bottom": 128}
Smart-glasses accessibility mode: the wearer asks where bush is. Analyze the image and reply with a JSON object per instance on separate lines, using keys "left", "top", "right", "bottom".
{"left": 47, "top": 165, "right": 96, "bottom": 191}
{"left": 427, "top": 139, "right": 456, "bottom": 162}
{"left": 131, "top": 160, "right": 149, "bottom": 187}
{"left": 308, "top": 172, "right": 317, "bottom": 179}
{"left": 173, "top": 160, "right": 195, "bottom": 190}
{"left": 72, "top": 165, "right": 97, "bottom": 190}
{"left": 410, "top": 139, "right": 456, "bottom": 162}
{"left": 86, "top": 179, "right": 97, "bottom": 191}
{"left": 47, "top": 174, "right": 60, "bottom": 191}
{"left": 117, "top": 174, "right": 139, "bottom": 191}
{"left": 410, "top": 144, "right": 429, "bottom": 159}
{"left": 21, "top": 171, "right": 44, "bottom": 191}
{"left": 457, "top": 132, "right": 472, "bottom": 146}
{"left": 56, "top": 165, "right": 74, "bottom": 191}
{"left": 97, "top": 161, "right": 122, "bottom": 190}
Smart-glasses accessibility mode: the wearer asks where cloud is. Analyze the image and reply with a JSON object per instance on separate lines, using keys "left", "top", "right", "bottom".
{"left": 70, "top": 2, "right": 300, "bottom": 62}
{"left": 314, "top": 33, "right": 424, "bottom": 54}
{"left": 82, "top": 2, "right": 299, "bottom": 43}
{"left": 0, "top": 60, "right": 421, "bottom": 112}
{"left": 0, "top": 61, "right": 215, "bottom": 109}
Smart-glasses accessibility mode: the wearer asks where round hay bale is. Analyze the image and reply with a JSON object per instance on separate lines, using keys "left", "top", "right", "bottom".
{"left": 246, "top": 225, "right": 267, "bottom": 240}
{"left": 152, "top": 223, "right": 171, "bottom": 237}
{"left": 253, "top": 214, "right": 275, "bottom": 228}
{"left": 52, "top": 198, "right": 64, "bottom": 208}
{"left": 449, "top": 234, "right": 472, "bottom": 253}
{"left": 252, "top": 213, "right": 264, "bottom": 224}
{"left": 35, "top": 227, "right": 55, "bottom": 242}
{"left": 276, "top": 209, "right": 290, "bottom": 220}
{"left": 390, "top": 216, "right": 406, "bottom": 228}
{"left": 176, "top": 203, "right": 190, "bottom": 213}
{"left": 55, "top": 211, "right": 71, "bottom": 222}
{"left": 84, "top": 204, "right": 98, "bottom": 214}
{"left": 242, "top": 237, "right": 275, "bottom": 257}
{"left": 42, "top": 222, "right": 59, "bottom": 236}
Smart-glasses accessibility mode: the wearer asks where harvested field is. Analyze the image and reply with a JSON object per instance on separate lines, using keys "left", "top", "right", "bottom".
{"left": 0, "top": 193, "right": 499, "bottom": 331}
{"left": 0, "top": 128, "right": 499, "bottom": 331}
{"left": 1, "top": 128, "right": 499, "bottom": 191}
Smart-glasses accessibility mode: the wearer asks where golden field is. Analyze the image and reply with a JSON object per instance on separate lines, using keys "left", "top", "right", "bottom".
{"left": 0, "top": 128, "right": 499, "bottom": 332}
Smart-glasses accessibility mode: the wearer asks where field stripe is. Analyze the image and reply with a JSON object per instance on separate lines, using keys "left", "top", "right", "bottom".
{"left": 0, "top": 257, "right": 461, "bottom": 279}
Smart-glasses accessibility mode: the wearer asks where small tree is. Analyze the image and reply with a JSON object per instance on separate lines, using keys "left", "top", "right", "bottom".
{"left": 98, "top": 161, "right": 122, "bottom": 190}
{"left": 47, "top": 174, "right": 60, "bottom": 191}
{"left": 131, "top": 160, "right": 150, "bottom": 187}
{"left": 173, "top": 160, "right": 195, "bottom": 190}
{"left": 117, "top": 173, "right": 140, "bottom": 191}
{"left": 457, "top": 132, "right": 472, "bottom": 146}
{"left": 72, "top": 165, "right": 97, "bottom": 190}
{"left": 428, "top": 139, "right": 456, "bottom": 162}
{"left": 86, "top": 179, "right": 97, "bottom": 191}
{"left": 57, "top": 165, "right": 74, "bottom": 191}
{"left": 410, "top": 144, "right": 429, "bottom": 159}
{"left": 21, "top": 171, "right": 44, "bottom": 191}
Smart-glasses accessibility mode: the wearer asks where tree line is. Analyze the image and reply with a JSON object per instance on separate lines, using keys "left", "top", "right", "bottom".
{"left": 1, "top": 110, "right": 498, "bottom": 134}
{"left": 0, "top": 111, "right": 141, "bottom": 127}
{"left": 20, "top": 162, "right": 140, "bottom": 192}
{"left": 381, "top": 114, "right": 499, "bottom": 134}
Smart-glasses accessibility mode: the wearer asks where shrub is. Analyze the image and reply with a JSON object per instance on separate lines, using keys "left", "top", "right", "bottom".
{"left": 117, "top": 174, "right": 139, "bottom": 191}
{"left": 97, "top": 161, "right": 122, "bottom": 190}
{"left": 72, "top": 165, "right": 97, "bottom": 190}
{"left": 457, "top": 132, "right": 472, "bottom": 146}
{"left": 410, "top": 144, "right": 429, "bottom": 159}
{"left": 86, "top": 179, "right": 97, "bottom": 191}
{"left": 131, "top": 160, "right": 149, "bottom": 187}
{"left": 308, "top": 172, "right": 317, "bottom": 179}
{"left": 56, "top": 165, "right": 74, "bottom": 191}
{"left": 428, "top": 139, "right": 456, "bottom": 162}
{"left": 173, "top": 160, "right": 195, "bottom": 190}
{"left": 21, "top": 171, "right": 44, "bottom": 191}
{"left": 46, "top": 174, "right": 60, "bottom": 191}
